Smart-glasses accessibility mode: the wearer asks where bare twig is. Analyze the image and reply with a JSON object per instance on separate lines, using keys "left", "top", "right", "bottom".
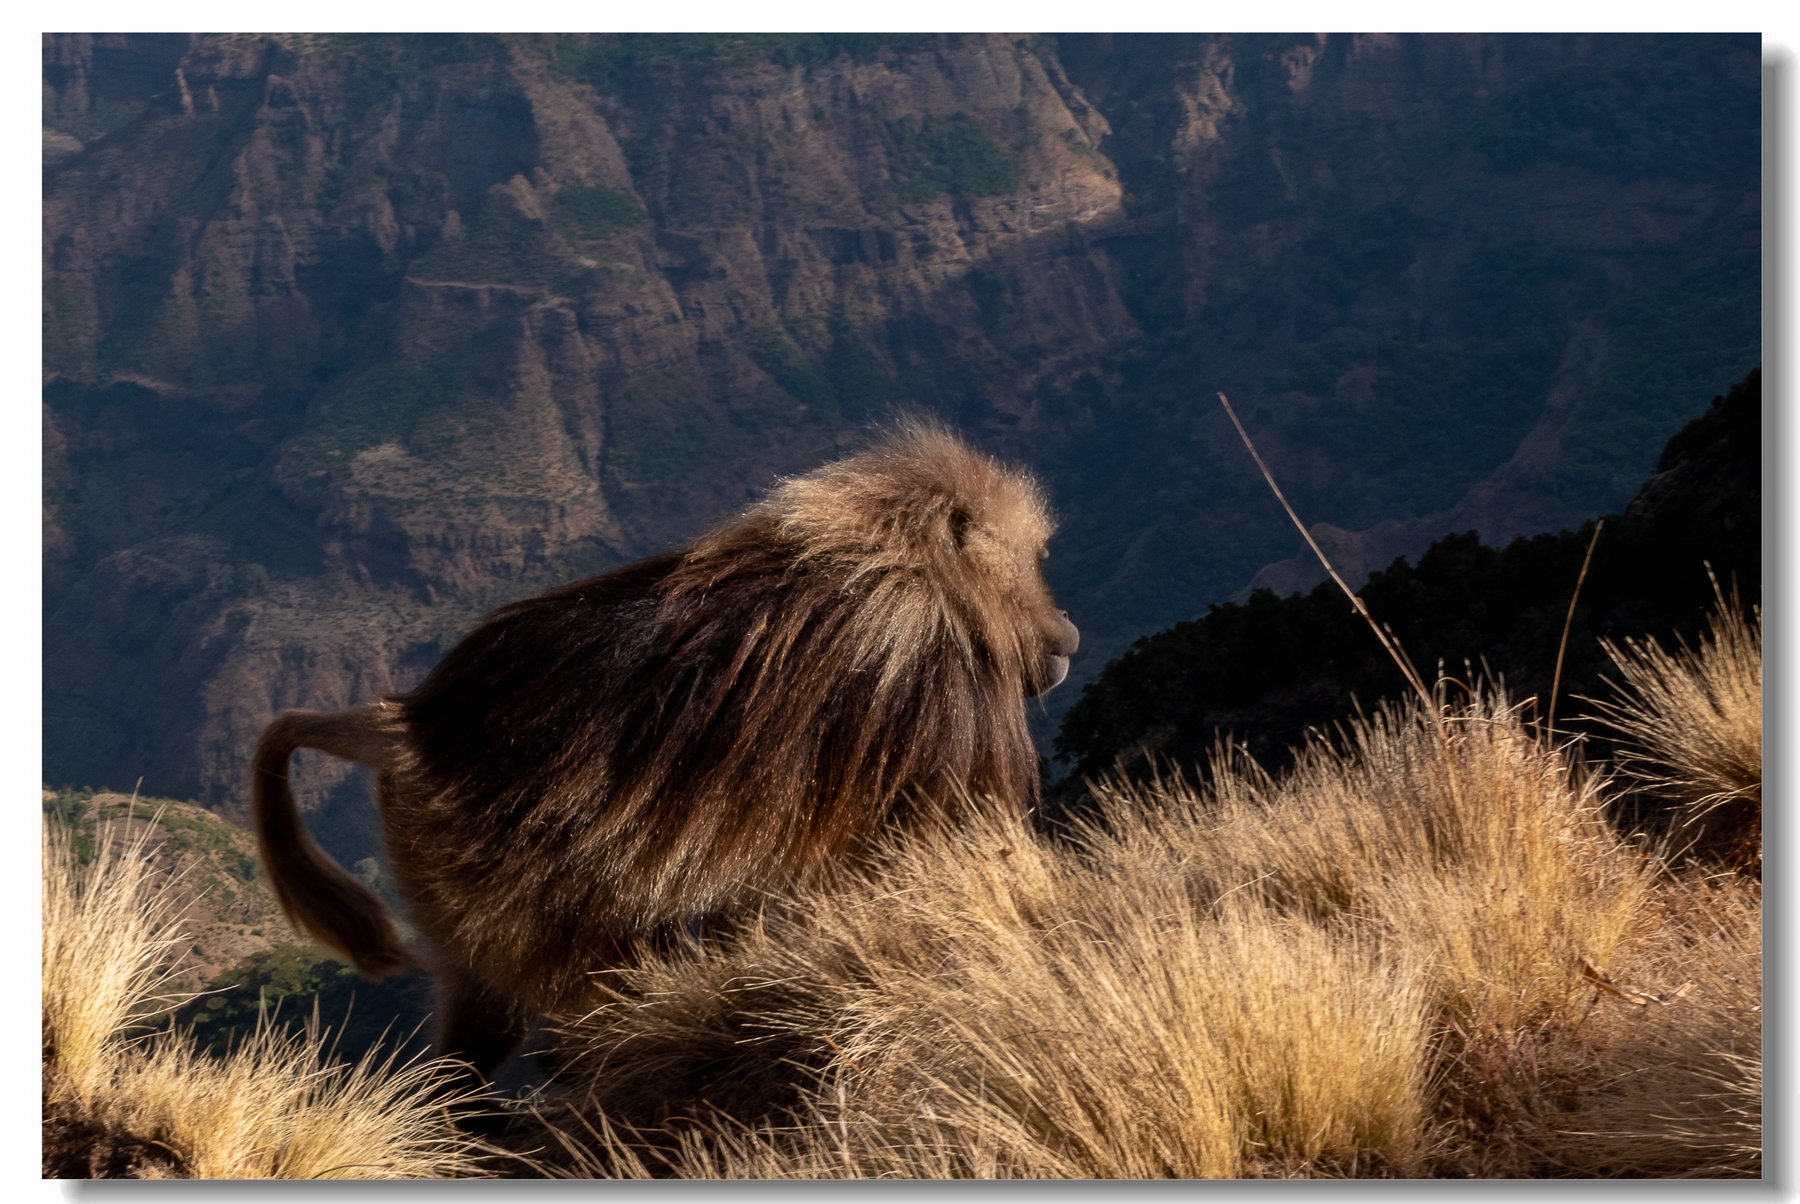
{"left": 1545, "top": 520, "right": 1604, "bottom": 744}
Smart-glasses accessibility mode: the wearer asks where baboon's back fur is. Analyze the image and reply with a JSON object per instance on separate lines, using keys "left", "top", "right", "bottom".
{"left": 368, "top": 426, "right": 1064, "bottom": 1015}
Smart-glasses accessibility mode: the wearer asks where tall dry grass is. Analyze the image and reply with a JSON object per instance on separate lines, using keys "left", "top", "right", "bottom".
{"left": 519, "top": 685, "right": 1756, "bottom": 1178}
{"left": 42, "top": 812, "right": 193, "bottom": 1107}
{"left": 1585, "top": 584, "right": 1761, "bottom": 873}
{"left": 531, "top": 808, "right": 1434, "bottom": 1178}
{"left": 1081, "top": 694, "right": 1653, "bottom": 1036}
{"left": 42, "top": 815, "right": 489, "bottom": 1179}
{"left": 82, "top": 1016, "right": 491, "bottom": 1178}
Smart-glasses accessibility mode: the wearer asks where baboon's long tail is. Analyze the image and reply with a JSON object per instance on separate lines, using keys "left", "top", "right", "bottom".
{"left": 252, "top": 708, "right": 419, "bottom": 978}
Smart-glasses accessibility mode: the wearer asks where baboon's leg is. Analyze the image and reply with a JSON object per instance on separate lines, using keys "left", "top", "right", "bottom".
{"left": 436, "top": 963, "right": 536, "bottom": 1082}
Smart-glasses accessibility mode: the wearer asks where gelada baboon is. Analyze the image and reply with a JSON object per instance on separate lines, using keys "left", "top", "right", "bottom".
{"left": 253, "top": 425, "right": 1079, "bottom": 1077}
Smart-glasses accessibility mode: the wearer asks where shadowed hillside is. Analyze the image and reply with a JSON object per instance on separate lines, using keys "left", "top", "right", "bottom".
{"left": 1053, "top": 368, "right": 1759, "bottom": 793}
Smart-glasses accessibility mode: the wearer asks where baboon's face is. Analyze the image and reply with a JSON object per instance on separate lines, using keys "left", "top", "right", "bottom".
{"left": 948, "top": 477, "right": 1076, "bottom": 698}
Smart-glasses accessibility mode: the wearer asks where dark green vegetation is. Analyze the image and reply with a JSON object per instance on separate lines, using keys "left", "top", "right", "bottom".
{"left": 880, "top": 114, "right": 1022, "bottom": 202}
{"left": 1466, "top": 39, "right": 1760, "bottom": 181}
{"left": 1541, "top": 254, "right": 1760, "bottom": 509}
{"left": 742, "top": 318, "right": 910, "bottom": 425}
{"left": 549, "top": 33, "right": 949, "bottom": 89}
{"left": 410, "top": 185, "right": 645, "bottom": 288}
{"left": 176, "top": 945, "right": 433, "bottom": 1065}
{"left": 287, "top": 361, "right": 476, "bottom": 475}
{"left": 45, "top": 788, "right": 259, "bottom": 876}
{"left": 43, "top": 791, "right": 100, "bottom": 865}
{"left": 409, "top": 204, "right": 568, "bottom": 289}
{"left": 1037, "top": 34, "right": 1757, "bottom": 654}
{"left": 1053, "top": 370, "right": 1760, "bottom": 798}
{"left": 554, "top": 184, "right": 648, "bottom": 238}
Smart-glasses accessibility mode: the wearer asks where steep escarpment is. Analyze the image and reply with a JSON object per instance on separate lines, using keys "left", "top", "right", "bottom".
{"left": 44, "top": 35, "right": 1758, "bottom": 853}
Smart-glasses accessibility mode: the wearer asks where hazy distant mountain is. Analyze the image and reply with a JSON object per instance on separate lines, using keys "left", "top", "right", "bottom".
{"left": 43, "top": 34, "right": 1758, "bottom": 861}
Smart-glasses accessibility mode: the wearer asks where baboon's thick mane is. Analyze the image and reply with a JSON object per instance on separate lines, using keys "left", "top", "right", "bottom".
{"left": 390, "top": 427, "right": 1057, "bottom": 1009}
{"left": 680, "top": 423, "right": 1057, "bottom": 693}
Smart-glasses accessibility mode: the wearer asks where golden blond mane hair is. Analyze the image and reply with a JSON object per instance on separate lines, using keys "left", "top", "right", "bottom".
{"left": 373, "top": 425, "right": 1065, "bottom": 1015}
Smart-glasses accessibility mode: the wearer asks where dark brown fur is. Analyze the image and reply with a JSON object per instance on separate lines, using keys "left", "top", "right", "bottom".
{"left": 252, "top": 426, "right": 1078, "bottom": 1076}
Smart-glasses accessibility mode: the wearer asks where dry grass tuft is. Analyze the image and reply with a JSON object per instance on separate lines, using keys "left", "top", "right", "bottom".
{"left": 1546, "top": 871, "right": 1762, "bottom": 1177}
{"left": 535, "top": 829, "right": 1432, "bottom": 1178}
{"left": 85, "top": 1016, "right": 491, "bottom": 1178}
{"left": 1585, "top": 583, "right": 1761, "bottom": 873}
{"left": 517, "top": 686, "right": 1757, "bottom": 1179}
{"left": 43, "top": 812, "right": 195, "bottom": 1107}
{"left": 1084, "top": 693, "right": 1654, "bottom": 1036}
{"left": 42, "top": 815, "right": 490, "bottom": 1179}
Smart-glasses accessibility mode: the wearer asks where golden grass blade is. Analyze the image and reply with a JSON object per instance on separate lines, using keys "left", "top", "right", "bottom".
{"left": 1545, "top": 519, "right": 1604, "bottom": 743}
{"left": 1216, "top": 391, "right": 1436, "bottom": 716}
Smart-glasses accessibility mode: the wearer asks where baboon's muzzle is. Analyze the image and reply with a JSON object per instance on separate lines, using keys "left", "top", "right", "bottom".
{"left": 1037, "top": 611, "right": 1080, "bottom": 695}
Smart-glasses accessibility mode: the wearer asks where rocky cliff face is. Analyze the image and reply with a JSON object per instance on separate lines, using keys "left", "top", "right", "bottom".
{"left": 43, "top": 34, "right": 1759, "bottom": 845}
{"left": 1049, "top": 33, "right": 1758, "bottom": 601}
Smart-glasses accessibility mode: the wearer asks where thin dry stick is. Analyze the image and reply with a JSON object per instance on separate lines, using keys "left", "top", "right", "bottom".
{"left": 1544, "top": 519, "right": 1604, "bottom": 744}
{"left": 1216, "top": 392, "right": 1436, "bottom": 717}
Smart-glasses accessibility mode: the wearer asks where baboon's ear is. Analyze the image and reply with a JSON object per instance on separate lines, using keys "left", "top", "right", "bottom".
{"left": 948, "top": 507, "right": 972, "bottom": 550}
